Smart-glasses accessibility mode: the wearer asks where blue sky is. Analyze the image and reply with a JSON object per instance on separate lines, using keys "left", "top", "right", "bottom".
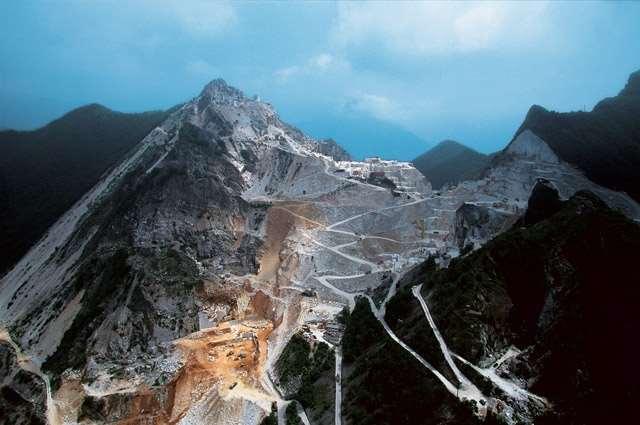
{"left": 1, "top": 1, "right": 639, "bottom": 159}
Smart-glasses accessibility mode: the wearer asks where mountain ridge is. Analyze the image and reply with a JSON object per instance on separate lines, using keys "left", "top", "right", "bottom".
{"left": 0, "top": 103, "right": 171, "bottom": 275}
{"left": 510, "top": 69, "right": 640, "bottom": 201}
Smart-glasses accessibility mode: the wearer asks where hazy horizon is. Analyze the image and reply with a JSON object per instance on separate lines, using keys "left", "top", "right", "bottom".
{"left": 2, "top": 1, "right": 639, "bottom": 156}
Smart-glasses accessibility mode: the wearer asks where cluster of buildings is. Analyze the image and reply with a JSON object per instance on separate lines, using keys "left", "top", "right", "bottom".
{"left": 334, "top": 157, "right": 414, "bottom": 179}
{"left": 334, "top": 157, "right": 431, "bottom": 194}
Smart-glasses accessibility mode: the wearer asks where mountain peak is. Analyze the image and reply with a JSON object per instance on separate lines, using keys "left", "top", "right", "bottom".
{"left": 79, "top": 102, "right": 110, "bottom": 111}
{"left": 428, "top": 139, "right": 480, "bottom": 156}
{"left": 619, "top": 69, "right": 640, "bottom": 96}
{"left": 435, "top": 139, "right": 465, "bottom": 149}
{"left": 47, "top": 103, "right": 115, "bottom": 127}
{"left": 412, "top": 139, "right": 488, "bottom": 189}
{"left": 199, "top": 78, "right": 245, "bottom": 103}
{"left": 525, "top": 104, "right": 550, "bottom": 117}
{"left": 66, "top": 103, "right": 112, "bottom": 116}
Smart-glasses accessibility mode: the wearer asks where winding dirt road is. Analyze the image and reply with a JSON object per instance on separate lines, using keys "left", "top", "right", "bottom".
{"left": 0, "top": 329, "right": 61, "bottom": 425}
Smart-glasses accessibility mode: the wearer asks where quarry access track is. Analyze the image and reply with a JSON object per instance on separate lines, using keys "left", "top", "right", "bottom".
{"left": 411, "top": 286, "right": 548, "bottom": 408}
{"left": 0, "top": 329, "right": 62, "bottom": 425}
{"left": 272, "top": 198, "right": 431, "bottom": 423}
{"left": 271, "top": 196, "right": 493, "bottom": 420}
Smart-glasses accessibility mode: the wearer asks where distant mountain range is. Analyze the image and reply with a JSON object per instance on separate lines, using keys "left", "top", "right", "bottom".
{"left": 0, "top": 104, "right": 171, "bottom": 274}
{"left": 412, "top": 140, "right": 491, "bottom": 189}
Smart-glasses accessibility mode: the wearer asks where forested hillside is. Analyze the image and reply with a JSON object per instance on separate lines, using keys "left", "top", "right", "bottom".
{"left": 0, "top": 104, "right": 170, "bottom": 274}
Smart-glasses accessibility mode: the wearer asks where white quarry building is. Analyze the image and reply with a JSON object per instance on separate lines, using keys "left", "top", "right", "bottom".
{"left": 335, "top": 157, "right": 431, "bottom": 194}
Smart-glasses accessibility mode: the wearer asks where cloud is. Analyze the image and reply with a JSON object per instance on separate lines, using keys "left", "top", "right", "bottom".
{"left": 56, "top": 1, "right": 237, "bottom": 41}
{"left": 274, "top": 66, "right": 302, "bottom": 81}
{"left": 345, "top": 93, "right": 408, "bottom": 123}
{"left": 185, "top": 59, "right": 219, "bottom": 77}
{"left": 332, "top": 1, "right": 550, "bottom": 56}
{"left": 274, "top": 53, "right": 350, "bottom": 82}
{"left": 454, "top": 4, "right": 505, "bottom": 51}
{"left": 159, "top": 0, "right": 237, "bottom": 38}
{"left": 308, "top": 53, "right": 337, "bottom": 71}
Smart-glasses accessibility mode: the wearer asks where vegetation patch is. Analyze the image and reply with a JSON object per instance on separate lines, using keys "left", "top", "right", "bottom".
{"left": 276, "top": 333, "right": 335, "bottom": 415}
{"left": 285, "top": 402, "right": 302, "bottom": 425}
{"left": 341, "top": 298, "right": 481, "bottom": 425}
{"left": 341, "top": 298, "right": 385, "bottom": 363}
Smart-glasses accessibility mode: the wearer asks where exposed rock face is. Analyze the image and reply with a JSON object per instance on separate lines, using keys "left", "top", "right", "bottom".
{"left": 504, "top": 130, "right": 559, "bottom": 163}
{"left": 0, "top": 79, "right": 319, "bottom": 424}
{"left": 455, "top": 179, "right": 563, "bottom": 249}
{"left": 441, "top": 127, "right": 640, "bottom": 251}
{"left": 314, "top": 138, "right": 352, "bottom": 161}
